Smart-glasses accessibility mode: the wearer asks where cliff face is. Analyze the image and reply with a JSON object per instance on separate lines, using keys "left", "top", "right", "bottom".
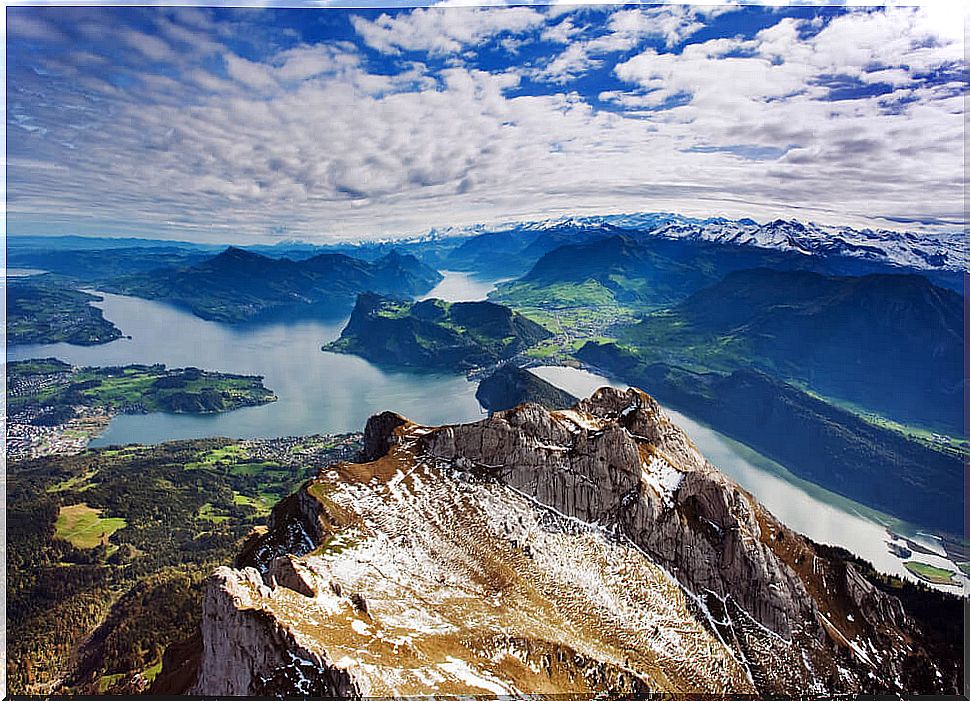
{"left": 189, "top": 387, "right": 959, "bottom": 696}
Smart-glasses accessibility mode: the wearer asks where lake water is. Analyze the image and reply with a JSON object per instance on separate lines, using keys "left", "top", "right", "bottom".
{"left": 417, "top": 271, "right": 506, "bottom": 302}
{"left": 7, "top": 276, "right": 490, "bottom": 442}
{"left": 8, "top": 275, "right": 965, "bottom": 592}
{"left": 528, "top": 365, "right": 968, "bottom": 593}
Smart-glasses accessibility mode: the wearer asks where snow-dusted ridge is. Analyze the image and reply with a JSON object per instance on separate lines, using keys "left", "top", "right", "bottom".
{"left": 184, "top": 388, "right": 960, "bottom": 697}
{"left": 429, "top": 211, "right": 967, "bottom": 273}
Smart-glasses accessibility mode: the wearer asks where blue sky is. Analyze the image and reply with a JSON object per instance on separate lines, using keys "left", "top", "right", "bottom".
{"left": 6, "top": 2, "right": 966, "bottom": 243}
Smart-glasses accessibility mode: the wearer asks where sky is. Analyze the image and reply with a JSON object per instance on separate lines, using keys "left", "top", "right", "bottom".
{"left": 6, "top": 1, "right": 967, "bottom": 243}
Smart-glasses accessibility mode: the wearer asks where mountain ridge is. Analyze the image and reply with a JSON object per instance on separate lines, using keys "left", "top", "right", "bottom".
{"left": 171, "top": 388, "right": 961, "bottom": 696}
{"left": 103, "top": 247, "right": 443, "bottom": 323}
{"left": 325, "top": 294, "right": 552, "bottom": 371}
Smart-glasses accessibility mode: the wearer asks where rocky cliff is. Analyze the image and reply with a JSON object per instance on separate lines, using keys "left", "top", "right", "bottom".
{"left": 185, "top": 387, "right": 961, "bottom": 696}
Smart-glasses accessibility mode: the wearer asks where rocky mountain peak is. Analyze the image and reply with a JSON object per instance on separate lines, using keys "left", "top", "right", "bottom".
{"left": 182, "top": 388, "right": 960, "bottom": 697}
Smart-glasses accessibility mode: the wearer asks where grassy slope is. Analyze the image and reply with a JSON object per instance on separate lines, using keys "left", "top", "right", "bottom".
{"left": 8, "top": 281, "right": 123, "bottom": 346}
{"left": 7, "top": 434, "right": 358, "bottom": 695}
{"left": 8, "top": 361, "right": 277, "bottom": 417}
{"left": 54, "top": 504, "right": 127, "bottom": 549}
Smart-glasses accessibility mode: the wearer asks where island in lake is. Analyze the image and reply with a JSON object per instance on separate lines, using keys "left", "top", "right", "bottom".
{"left": 7, "top": 358, "right": 277, "bottom": 459}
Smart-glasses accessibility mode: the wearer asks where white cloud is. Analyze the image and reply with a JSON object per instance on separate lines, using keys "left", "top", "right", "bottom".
{"left": 535, "top": 6, "right": 736, "bottom": 83}
{"left": 350, "top": 6, "right": 545, "bottom": 56}
{"left": 121, "top": 29, "right": 176, "bottom": 62}
{"left": 6, "top": 5, "right": 966, "bottom": 242}
{"left": 7, "top": 12, "right": 65, "bottom": 41}
{"left": 223, "top": 52, "right": 278, "bottom": 91}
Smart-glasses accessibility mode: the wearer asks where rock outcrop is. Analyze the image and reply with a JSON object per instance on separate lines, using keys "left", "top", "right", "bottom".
{"left": 187, "top": 387, "right": 960, "bottom": 696}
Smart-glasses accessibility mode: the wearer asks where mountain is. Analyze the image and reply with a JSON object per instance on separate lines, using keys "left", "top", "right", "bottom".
{"left": 324, "top": 294, "right": 552, "bottom": 371}
{"left": 164, "top": 389, "right": 961, "bottom": 696}
{"left": 442, "top": 221, "right": 624, "bottom": 277}
{"left": 495, "top": 226, "right": 965, "bottom": 320}
{"left": 435, "top": 213, "right": 966, "bottom": 286}
{"left": 104, "top": 247, "right": 443, "bottom": 323}
{"left": 576, "top": 344, "right": 964, "bottom": 534}
{"left": 646, "top": 216, "right": 967, "bottom": 277}
{"left": 7, "top": 234, "right": 218, "bottom": 252}
{"left": 620, "top": 268, "right": 965, "bottom": 432}
{"left": 475, "top": 365, "right": 577, "bottom": 412}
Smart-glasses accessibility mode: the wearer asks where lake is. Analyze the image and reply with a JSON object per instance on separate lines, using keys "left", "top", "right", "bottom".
{"left": 7, "top": 277, "right": 489, "bottom": 442}
{"left": 8, "top": 274, "right": 965, "bottom": 592}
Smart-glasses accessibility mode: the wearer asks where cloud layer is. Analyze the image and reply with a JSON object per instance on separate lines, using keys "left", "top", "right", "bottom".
{"left": 7, "top": 4, "right": 966, "bottom": 242}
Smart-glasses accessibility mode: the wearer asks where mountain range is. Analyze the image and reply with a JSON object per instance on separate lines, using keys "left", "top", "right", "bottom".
{"left": 104, "top": 247, "right": 442, "bottom": 323}
{"left": 439, "top": 213, "right": 967, "bottom": 285}
{"left": 619, "top": 268, "right": 965, "bottom": 432}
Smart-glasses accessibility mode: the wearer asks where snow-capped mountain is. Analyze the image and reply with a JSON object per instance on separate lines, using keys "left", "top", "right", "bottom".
{"left": 435, "top": 213, "right": 967, "bottom": 274}
{"left": 644, "top": 217, "right": 968, "bottom": 273}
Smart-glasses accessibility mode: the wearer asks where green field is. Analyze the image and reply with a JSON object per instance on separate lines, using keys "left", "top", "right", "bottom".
{"left": 54, "top": 503, "right": 127, "bottom": 549}
{"left": 8, "top": 434, "right": 359, "bottom": 695}
{"left": 7, "top": 281, "right": 123, "bottom": 346}
{"left": 490, "top": 279, "right": 638, "bottom": 334}
{"left": 904, "top": 561, "right": 958, "bottom": 586}
{"left": 8, "top": 360, "right": 277, "bottom": 420}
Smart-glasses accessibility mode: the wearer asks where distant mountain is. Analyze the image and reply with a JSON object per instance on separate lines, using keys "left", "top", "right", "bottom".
{"left": 621, "top": 268, "right": 964, "bottom": 432}
{"left": 476, "top": 366, "right": 577, "bottom": 412}
{"left": 442, "top": 221, "right": 624, "bottom": 277}
{"left": 493, "top": 230, "right": 933, "bottom": 316}
{"left": 325, "top": 293, "right": 551, "bottom": 371}
{"left": 7, "top": 234, "right": 218, "bottom": 252}
{"left": 436, "top": 213, "right": 966, "bottom": 284}
{"left": 104, "top": 247, "right": 443, "bottom": 323}
{"left": 576, "top": 344, "right": 964, "bottom": 534}
{"left": 7, "top": 247, "right": 213, "bottom": 283}
{"left": 645, "top": 216, "right": 967, "bottom": 276}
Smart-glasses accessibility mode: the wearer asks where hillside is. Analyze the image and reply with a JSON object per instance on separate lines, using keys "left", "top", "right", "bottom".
{"left": 324, "top": 294, "right": 552, "bottom": 371}
{"left": 6, "top": 434, "right": 361, "bottom": 695}
{"left": 8, "top": 280, "right": 123, "bottom": 346}
{"left": 161, "top": 390, "right": 961, "bottom": 696}
{"left": 620, "top": 268, "right": 965, "bottom": 432}
{"left": 576, "top": 342, "right": 963, "bottom": 534}
{"left": 442, "top": 221, "right": 621, "bottom": 277}
{"left": 475, "top": 365, "right": 577, "bottom": 412}
{"left": 104, "top": 247, "right": 442, "bottom": 323}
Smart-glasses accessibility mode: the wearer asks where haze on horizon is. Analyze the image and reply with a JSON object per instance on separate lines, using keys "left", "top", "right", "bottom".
{"left": 6, "top": 1, "right": 966, "bottom": 245}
